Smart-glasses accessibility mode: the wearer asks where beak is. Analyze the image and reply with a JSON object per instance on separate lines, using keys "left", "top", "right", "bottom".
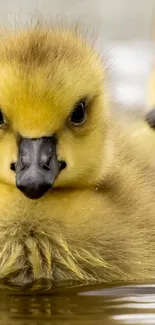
{"left": 15, "top": 137, "right": 62, "bottom": 199}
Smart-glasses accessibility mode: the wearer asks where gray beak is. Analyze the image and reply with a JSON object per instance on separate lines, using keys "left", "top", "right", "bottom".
{"left": 15, "top": 137, "right": 62, "bottom": 199}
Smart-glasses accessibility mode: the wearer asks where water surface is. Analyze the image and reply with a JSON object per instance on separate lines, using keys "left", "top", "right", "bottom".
{"left": 0, "top": 281, "right": 155, "bottom": 325}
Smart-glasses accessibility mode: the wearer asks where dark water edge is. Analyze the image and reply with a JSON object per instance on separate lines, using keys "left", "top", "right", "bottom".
{"left": 0, "top": 280, "right": 155, "bottom": 325}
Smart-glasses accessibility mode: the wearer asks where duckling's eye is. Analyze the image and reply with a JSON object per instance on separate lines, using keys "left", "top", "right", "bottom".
{"left": 70, "top": 101, "right": 86, "bottom": 125}
{"left": 0, "top": 111, "right": 4, "bottom": 125}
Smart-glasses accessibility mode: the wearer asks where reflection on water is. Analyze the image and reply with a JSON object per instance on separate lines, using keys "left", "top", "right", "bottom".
{"left": 1, "top": 281, "right": 155, "bottom": 325}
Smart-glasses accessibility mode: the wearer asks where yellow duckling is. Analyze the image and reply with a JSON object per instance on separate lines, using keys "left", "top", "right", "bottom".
{"left": 0, "top": 22, "right": 155, "bottom": 285}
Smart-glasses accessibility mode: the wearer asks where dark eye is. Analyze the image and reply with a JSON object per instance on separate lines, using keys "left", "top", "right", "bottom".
{"left": 70, "top": 101, "right": 86, "bottom": 125}
{"left": 0, "top": 111, "right": 4, "bottom": 125}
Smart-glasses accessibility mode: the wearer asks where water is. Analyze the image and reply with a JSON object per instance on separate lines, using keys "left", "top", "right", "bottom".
{"left": 0, "top": 281, "right": 155, "bottom": 325}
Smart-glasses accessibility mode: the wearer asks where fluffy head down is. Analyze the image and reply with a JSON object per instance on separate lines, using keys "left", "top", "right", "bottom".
{"left": 0, "top": 22, "right": 109, "bottom": 189}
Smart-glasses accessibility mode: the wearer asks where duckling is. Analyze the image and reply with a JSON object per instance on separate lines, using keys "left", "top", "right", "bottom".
{"left": 145, "top": 107, "right": 155, "bottom": 128}
{"left": 144, "top": 62, "right": 155, "bottom": 128}
{"left": 1, "top": 22, "right": 155, "bottom": 286}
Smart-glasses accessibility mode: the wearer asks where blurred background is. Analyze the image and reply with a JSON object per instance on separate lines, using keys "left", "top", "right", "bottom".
{"left": 1, "top": 0, "right": 155, "bottom": 118}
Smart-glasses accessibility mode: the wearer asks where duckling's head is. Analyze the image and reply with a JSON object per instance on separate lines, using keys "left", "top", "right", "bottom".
{"left": 0, "top": 24, "right": 108, "bottom": 199}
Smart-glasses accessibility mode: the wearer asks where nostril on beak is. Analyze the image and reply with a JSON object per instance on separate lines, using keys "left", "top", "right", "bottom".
{"left": 39, "top": 155, "right": 51, "bottom": 171}
{"left": 10, "top": 162, "right": 16, "bottom": 172}
{"left": 20, "top": 155, "right": 30, "bottom": 170}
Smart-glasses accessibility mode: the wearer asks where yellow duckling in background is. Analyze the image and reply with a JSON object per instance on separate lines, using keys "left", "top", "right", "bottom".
{"left": 0, "top": 21, "right": 155, "bottom": 285}
{"left": 139, "top": 58, "right": 155, "bottom": 128}
{"left": 144, "top": 62, "right": 155, "bottom": 128}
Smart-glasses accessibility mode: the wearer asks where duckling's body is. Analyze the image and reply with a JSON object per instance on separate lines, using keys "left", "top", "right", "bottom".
{"left": 0, "top": 23, "right": 155, "bottom": 285}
